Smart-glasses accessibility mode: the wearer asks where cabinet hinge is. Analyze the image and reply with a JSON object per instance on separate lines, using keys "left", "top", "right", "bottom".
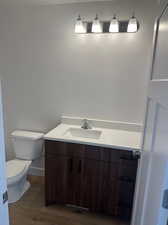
{"left": 3, "top": 190, "right": 8, "bottom": 204}
{"left": 162, "top": 189, "right": 168, "bottom": 209}
{"left": 132, "top": 150, "right": 141, "bottom": 159}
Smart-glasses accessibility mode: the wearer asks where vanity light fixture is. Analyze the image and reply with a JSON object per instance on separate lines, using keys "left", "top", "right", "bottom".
{"left": 109, "top": 15, "right": 119, "bottom": 33}
{"left": 91, "top": 14, "right": 103, "bottom": 33}
{"left": 75, "top": 15, "right": 87, "bottom": 34}
{"left": 127, "top": 14, "right": 138, "bottom": 33}
{"left": 74, "top": 14, "right": 139, "bottom": 34}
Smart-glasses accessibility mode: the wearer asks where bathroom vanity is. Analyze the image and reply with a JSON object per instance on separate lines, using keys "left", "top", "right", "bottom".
{"left": 44, "top": 119, "right": 141, "bottom": 220}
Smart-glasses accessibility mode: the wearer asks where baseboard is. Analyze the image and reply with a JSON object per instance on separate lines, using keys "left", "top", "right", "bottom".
{"left": 28, "top": 166, "right": 44, "bottom": 176}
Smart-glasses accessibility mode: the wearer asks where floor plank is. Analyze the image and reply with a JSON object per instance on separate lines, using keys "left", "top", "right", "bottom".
{"left": 9, "top": 176, "right": 129, "bottom": 225}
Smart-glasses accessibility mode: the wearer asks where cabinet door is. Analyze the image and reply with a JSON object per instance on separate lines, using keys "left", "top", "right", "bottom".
{"left": 66, "top": 157, "right": 82, "bottom": 206}
{"left": 100, "top": 161, "right": 119, "bottom": 216}
{"left": 80, "top": 158, "right": 102, "bottom": 211}
{"left": 66, "top": 143, "right": 85, "bottom": 206}
{"left": 79, "top": 145, "right": 102, "bottom": 211}
{"left": 117, "top": 157, "right": 138, "bottom": 220}
{"left": 45, "top": 154, "right": 69, "bottom": 206}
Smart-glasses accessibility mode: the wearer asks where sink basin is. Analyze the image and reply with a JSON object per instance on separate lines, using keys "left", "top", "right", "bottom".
{"left": 64, "top": 128, "right": 102, "bottom": 140}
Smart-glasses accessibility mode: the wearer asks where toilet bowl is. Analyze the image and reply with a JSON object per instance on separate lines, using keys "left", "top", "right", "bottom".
{"left": 6, "top": 130, "right": 44, "bottom": 204}
{"left": 7, "top": 159, "right": 32, "bottom": 203}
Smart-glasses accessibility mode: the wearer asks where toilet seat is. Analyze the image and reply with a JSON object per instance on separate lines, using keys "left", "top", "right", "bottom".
{"left": 7, "top": 159, "right": 31, "bottom": 185}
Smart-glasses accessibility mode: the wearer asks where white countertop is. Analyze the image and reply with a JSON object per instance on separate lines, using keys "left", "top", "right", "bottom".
{"left": 44, "top": 123, "right": 142, "bottom": 151}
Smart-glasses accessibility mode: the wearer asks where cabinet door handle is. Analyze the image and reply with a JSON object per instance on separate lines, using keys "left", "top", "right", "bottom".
{"left": 69, "top": 158, "right": 73, "bottom": 172}
{"left": 78, "top": 160, "right": 82, "bottom": 173}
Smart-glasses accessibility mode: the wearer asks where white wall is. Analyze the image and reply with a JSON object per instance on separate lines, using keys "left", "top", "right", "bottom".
{"left": 0, "top": 0, "right": 157, "bottom": 170}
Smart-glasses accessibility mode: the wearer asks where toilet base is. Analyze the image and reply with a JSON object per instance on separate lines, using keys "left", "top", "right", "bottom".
{"left": 8, "top": 178, "right": 31, "bottom": 204}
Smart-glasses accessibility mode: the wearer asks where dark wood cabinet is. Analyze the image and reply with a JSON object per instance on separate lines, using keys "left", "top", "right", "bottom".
{"left": 45, "top": 140, "right": 138, "bottom": 219}
{"left": 80, "top": 157, "right": 102, "bottom": 211}
{"left": 100, "top": 161, "right": 119, "bottom": 216}
{"left": 45, "top": 154, "right": 69, "bottom": 205}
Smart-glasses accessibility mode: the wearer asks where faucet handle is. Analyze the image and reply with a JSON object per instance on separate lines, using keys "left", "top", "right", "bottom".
{"left": 82, "top": 118, "right": 88, "bottom": 123}
{"left": 81, "top": 119, "right": 92, "bottom": 129}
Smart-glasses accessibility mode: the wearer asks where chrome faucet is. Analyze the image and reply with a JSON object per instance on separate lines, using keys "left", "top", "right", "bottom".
{"left": 81, "top": 119, "right": 92, "bottom": 130}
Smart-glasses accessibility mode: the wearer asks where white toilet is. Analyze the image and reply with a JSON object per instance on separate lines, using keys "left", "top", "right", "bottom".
{"left": 6, "top": 130, "right": 44, "bottom": 204}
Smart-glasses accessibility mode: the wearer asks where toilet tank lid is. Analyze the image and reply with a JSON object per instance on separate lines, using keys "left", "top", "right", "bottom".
{"left": 11, "top": 130, "right": 44, "bottom": 140}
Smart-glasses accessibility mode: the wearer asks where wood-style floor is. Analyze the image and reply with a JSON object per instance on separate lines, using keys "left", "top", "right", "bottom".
{"left": 9, "top": 176, "right": 130, "bottom": 225}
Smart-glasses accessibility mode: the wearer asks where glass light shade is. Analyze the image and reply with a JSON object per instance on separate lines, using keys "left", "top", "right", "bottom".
{"left": 91, "top": 15, "right": 103, "bottom": 33}
{"left": 127, "top": 17, "right": 138, "bottom": 33}
{"left": 75, "top": 16, "right": 87, "bottom": 34}
{"left": 109, "top": 17, "right": 119, "bottom": 33}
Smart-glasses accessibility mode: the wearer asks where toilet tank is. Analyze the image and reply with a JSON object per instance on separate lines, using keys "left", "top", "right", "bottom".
{"left": 11, "top": 130, "right": 44, "bottom": 160}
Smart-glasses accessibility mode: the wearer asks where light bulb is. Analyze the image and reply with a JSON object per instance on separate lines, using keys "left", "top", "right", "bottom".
{"left": 75, "top": 15, "right": 87, "bottom": 34}
{"left": 91, "top": 14, "right": 103, "bottom": 33}
{"left": 127, "top": 16, "right": 138, "bottom": 33}
{"left": 109, "top": 16, "right": 119, "bottom": 33}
